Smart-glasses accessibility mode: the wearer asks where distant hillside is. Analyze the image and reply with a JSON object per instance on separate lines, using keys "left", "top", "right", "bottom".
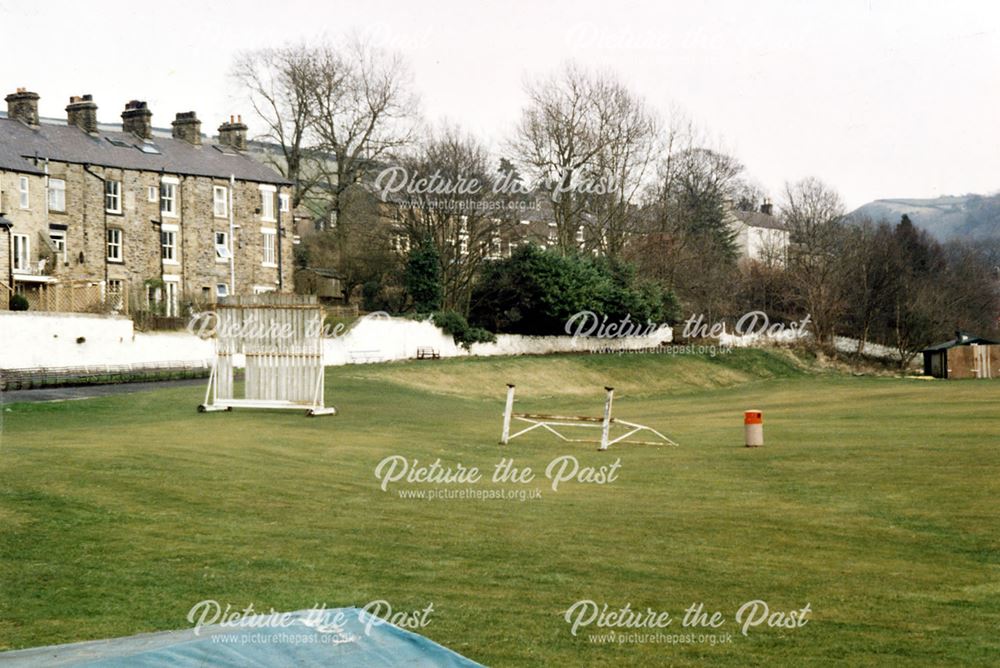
{"left": 849, "top": 194, "right": 1000, "bottom": 240}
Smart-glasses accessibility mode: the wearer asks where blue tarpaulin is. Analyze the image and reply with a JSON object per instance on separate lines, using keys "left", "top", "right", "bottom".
{"left": 0, "top": 608, "right": 483, "bottom": 667}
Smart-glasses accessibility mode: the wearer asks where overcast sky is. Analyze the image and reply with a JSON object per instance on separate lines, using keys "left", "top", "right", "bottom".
{"left": 3, "top": 0, "right": 998, "bottom": 208}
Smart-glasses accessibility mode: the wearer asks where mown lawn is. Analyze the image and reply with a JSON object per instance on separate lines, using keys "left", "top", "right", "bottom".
{"left": 1, "top": 350, "right": 998, "bottom": 666}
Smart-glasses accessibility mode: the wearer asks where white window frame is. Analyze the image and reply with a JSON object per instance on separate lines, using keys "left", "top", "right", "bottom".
{"left": 213, "top": 185, "right": 228, "bottom": 218}
{"left": 161, "top": 223, "right": 179, "bottom": 264}
{"left": 48, "top": 178, "right": 66, "bottom": 213}
{"left": 162, "top": 276, "right": 180, "bottom": 318}
{"left": 160, "top": 177, "right": 178, "bottom": 218}
{"left": 259, "top": 184, "right": 276, "bottom": 222}
{"left": 216, "top": 283, "right": 229, "bottom": 298}
{"left": 49, "top": 229, "right": 67, "bottom": 263}
{"left": 147, "top": 185, "right": 158, "bottom": 203}
{"left": 107, "top": 279, "right": 125, "bottom": 310}
{"left": 215, "top": 230, "right": 231, "bottom": 262}
{"left": 105, "top": 180, "right": 122, "bottom": 213}
{"left": 147, "top": 284, "right": 161, "bottom": 309}
{"left": 19, "top": 176, "right": 30, "bottom": 209}
{"left": 261, "top": 227, "right": 277, "bottom": 267}
{"left": 106, "top": 228, "right": 123, "bottom": 262}
{"left": 490, "top": 234, "right": 502, "bottom": 259}
{"left": 12, "top": 234, "right": 30, "bottom": 273}
{"left": 279, "top": 192, "right": 290, "bottom": 213}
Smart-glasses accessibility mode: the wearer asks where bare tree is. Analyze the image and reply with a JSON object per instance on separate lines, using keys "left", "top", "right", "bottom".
{"left": 839, "top": 218, "right": 896, "bottom": 353}
{"left": 395, "top": 124, "right": 506, "bottom": 314}
{"left": 513, "top": 64, "right": 654, "bottom": 252}
{"left": 579, "top": 84, "right": 659, "bottom": 257}
{"left": 235, "top": 37, "right": 418, "bottom": 305}
{"left": 309, "top": 37, "right": 418, "bottom": 226}
{"left": 231, "top": 44, "right": 322, "bottom": 207}
{"left": 298, "top": 183, "right": 400, "bottom": 304}
{"left": 781, "top": 177, "right": 848, "bottom": 344}
{"left": 234, "top": 36, "right": 417, "bottom": 220}
{"left": 632, "top": 121, "right": 747, "bottom": 320}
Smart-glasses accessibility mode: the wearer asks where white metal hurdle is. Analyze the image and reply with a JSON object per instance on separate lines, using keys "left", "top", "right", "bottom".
{"left": 198, "top": 294, "right": 337, "bottom": 417}
{"left": 500, "top": 384, "right": 677, "bottom": 451}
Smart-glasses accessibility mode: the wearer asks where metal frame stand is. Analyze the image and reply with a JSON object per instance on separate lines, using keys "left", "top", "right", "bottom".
{"left": 500, "top": 384, "right": 677, "bottom": 451}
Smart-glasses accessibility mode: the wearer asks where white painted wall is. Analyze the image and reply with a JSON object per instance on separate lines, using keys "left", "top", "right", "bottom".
{"left": 0, "top": 311, "right": 215, "bottom": 369}
{"left": 323, "top": 317, "right": 464, "bottom": 365}
{"left": 468, "top": 330, "right": 672, "bottom": 356}
{"left": 745, "top": 226, "right": 789, "bottom": 263}
{"left": 0, "top": 312, "right": 675, "bottom": 370}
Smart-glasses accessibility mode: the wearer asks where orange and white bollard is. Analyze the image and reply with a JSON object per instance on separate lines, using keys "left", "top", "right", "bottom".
{"left": 744, "top": 410, "right": 763, "bottom": 447}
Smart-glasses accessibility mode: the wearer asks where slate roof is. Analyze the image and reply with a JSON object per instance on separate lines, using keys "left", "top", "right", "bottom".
{"left": 0, "top": 117, "right": 290, "bottom": 184}
{"left": 732, "top": 210, "right": 787, "bottom": 231}
{"left": 0, "top": 134, "right": 44, "bottom": 174}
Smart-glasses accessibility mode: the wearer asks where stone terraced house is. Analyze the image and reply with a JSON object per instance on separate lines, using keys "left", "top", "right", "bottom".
{"left": 0, "top": 89, "right": 293, "bottom": 315}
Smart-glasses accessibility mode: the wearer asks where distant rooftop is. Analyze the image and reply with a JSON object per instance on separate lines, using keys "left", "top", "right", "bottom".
{"left": 732, "top": 209, "right": 787, "bottom": 231}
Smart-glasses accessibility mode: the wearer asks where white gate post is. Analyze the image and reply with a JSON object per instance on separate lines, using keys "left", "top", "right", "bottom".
{"left": 600, "top": 386, "right": 614, "bottom": 450}
{"left": 501, "top": 384, "right": 516, "bottom": 444}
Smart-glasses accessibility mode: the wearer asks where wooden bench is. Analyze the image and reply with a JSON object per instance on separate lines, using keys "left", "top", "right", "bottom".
{"left": 416, "top": 347, "right": 440, "bottom": 360}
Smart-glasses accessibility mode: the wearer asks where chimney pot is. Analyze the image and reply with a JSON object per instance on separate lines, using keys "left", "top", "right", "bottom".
{"left": 121, "top": 100, "right": 153, "bottom": 139}
{"left": 5, "top": 89, "right": 40, "bottom": 125}
{"left": 172, "top": 110, "right": 202, "bottom": 145}
{"left": 66, "top": 93, "right": 99, "bottom": 133}
{"left": 217, "top": 115, "right": 248, "bottom": 151}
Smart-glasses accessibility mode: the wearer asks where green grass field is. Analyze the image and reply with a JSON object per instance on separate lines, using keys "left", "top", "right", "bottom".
{"left": 1, "top": 350, "right": 999, "bottom": 666}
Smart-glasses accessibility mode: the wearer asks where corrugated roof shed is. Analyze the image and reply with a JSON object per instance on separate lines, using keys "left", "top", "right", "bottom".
{"left": 922, "top": 331, "right": 1000, "bottom": 352}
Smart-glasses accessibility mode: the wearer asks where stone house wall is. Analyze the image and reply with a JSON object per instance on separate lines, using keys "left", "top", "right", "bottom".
{"left": 0, "top": 169, "right": 50, "bottom": 309}
{"left": 12, "top": 162, "right": 292, "bottom": 310}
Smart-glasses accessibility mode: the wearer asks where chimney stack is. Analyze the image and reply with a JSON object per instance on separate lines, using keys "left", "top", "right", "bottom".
{"left": 66, "top": 94, "right": 98, "bottom": 133}
{"left": 217, "top": 114, "right": 247, "bottom": 151}
{"left": 172, "top": 111, "right": 202, "bottom": 145}
{"left": 121, "top": 100, "right": 153, "bottom": 139}
{"left": 5, "top": 88, "right": 40, "bottom": 125}
{"left": 760, "top": 200, "right": 773, "bottom": 216}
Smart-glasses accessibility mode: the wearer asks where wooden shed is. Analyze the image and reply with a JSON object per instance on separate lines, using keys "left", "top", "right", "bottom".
{"left": 293, "top": 267, "right": 345, "bottom": 302}
{"left": 922, "top": 331, "right": 1000, "bottom": 379}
